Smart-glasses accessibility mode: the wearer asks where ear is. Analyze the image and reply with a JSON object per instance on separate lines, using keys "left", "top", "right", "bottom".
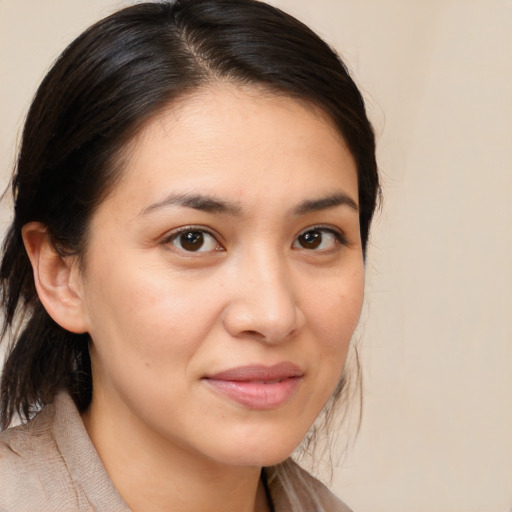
{"left": 22, "top": 222, "right": 88, "bottom": 334}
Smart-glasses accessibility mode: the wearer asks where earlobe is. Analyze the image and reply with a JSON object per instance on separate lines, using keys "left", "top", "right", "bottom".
{"left": 22, "top": 222, "right": 88, "bottom": 334}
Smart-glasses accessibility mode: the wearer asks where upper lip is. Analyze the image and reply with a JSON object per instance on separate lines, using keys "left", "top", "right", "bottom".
{"left": 204, "top": 362, "right": 304, "bottom": 382}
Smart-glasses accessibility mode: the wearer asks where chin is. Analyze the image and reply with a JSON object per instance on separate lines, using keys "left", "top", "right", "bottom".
{"left": 208, "top": 428, "right": 306, "bottom": 468}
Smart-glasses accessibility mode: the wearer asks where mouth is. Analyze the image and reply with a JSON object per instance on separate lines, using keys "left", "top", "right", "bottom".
{"left": 202, "top": 362, "right": 304, "bottom": 410}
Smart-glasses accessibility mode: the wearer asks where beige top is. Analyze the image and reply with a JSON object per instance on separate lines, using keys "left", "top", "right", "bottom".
{"left": 0, "top": 392, "right": 352, "bottom": 512}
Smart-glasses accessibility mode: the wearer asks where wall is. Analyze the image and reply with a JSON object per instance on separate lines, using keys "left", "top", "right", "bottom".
{"left": 1, "top": 1, "right": 511, "bottom": 511}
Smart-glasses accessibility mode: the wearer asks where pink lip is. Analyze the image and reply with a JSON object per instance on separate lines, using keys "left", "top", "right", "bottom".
{"left": 202, "top": 363, "right": 304, "bottom": 410}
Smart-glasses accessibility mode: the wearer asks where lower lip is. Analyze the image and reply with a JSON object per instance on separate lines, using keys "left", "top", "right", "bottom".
{"left": 203, "top": 377, "right": 301, "bottom": 410}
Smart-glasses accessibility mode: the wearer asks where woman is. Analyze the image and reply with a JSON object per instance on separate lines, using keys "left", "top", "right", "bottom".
{"left": 0, "top": 1, "right": 379, "bottom": 511}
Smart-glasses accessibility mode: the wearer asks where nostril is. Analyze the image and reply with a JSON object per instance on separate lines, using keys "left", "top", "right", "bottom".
{"left": 239, "top": 326, "right": 300, "bottom": 345}
{"left": 241, "top": 329, "right": 265, "bottom": 339}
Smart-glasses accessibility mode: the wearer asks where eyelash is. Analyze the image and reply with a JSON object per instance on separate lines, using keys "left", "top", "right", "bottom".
{"left": 162, "top": 225, "right": 224, "bottom": 254}
{"left": 293, "top": 225, "right": 347, "bottom": 252}
{"left": 161, "top": 225, "right": 347, "bottom": 254}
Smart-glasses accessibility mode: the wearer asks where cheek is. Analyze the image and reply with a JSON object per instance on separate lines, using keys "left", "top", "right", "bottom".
{"left": 82, "top": 257, "right": 223, "bottom": 375}
{"left": 302, "top": 265, "right": 364, "bottom": 397}
{"left": 309, "top": 268, "right": 364, "bottom": 346}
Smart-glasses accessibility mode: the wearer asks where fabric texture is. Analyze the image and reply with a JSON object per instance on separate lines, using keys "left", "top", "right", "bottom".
{"left": 0, "top": 392, "right": 352, "bottom": 512}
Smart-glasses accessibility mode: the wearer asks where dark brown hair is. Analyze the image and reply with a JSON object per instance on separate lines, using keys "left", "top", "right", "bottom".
{"left": 0, "top": 0, "right": 379, "bottom": 429}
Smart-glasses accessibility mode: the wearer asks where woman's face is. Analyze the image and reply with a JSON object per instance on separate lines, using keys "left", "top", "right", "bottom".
{"left": 78, "top": 85, "right": 364, "bottom": 467}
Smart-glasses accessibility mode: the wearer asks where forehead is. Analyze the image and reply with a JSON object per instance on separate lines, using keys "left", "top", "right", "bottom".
{"left": 104, "top": 84, "right": 358, "bottom": 213}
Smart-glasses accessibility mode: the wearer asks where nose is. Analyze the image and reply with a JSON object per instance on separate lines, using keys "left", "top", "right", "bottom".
{"left": 222, "top": 250, "right": 305, "bottom": 344}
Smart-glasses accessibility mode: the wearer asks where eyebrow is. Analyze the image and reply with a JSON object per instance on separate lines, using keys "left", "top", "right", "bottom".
{"left": 140, "top": 191, "right": 358, "bottom": 217}
{"left": 140, "top": 193, "right": 242, "bottom": 216}
{"left": 293, "top": 193, "right": 359, "bottom": 215}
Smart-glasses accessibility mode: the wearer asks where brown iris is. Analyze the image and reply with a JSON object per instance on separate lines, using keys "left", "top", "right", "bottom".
{"left": 179, "top": 231, "right": 205, "bottom": 251}
{"left": 297, "top": 230, "right": 322, "bottom": 249}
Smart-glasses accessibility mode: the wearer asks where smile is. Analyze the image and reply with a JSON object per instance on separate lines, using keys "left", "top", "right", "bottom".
{"left": 202, "top": 363, "right": 304, "bottom": 410}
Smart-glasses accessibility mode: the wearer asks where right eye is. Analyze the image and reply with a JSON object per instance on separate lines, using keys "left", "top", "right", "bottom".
{"left": 165, "top": 228, "right": 222, "bottom": 253}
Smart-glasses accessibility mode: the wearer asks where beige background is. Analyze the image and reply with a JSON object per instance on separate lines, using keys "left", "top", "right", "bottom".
{"left": 1, "top": 1, "right": 511, "bottom": 511}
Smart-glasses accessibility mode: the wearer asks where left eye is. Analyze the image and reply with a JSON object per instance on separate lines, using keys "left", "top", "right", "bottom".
{"left": 293, "top": 228, "right": 341, "bottom": 251}
{"left": 168, "top": 230, "right": 220, "bottom": 253}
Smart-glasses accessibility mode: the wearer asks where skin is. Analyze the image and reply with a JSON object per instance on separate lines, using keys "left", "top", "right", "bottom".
{"left": 23, "top": 85, "right": 364, "bottom": 512}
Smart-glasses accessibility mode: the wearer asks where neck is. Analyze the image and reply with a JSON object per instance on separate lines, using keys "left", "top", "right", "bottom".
{"left": 82, "top": 391, "right": 271, "bottom": 512}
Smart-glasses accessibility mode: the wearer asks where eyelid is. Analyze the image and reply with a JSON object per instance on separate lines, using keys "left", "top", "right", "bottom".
{"left": 293, "top": 224, "right": 348, "bottom": 249}
{"left": 161, "top": 225, "right": 225, "bottom": 253}
{"left": 160, "top": 224, "right": 348, "bottom": 254}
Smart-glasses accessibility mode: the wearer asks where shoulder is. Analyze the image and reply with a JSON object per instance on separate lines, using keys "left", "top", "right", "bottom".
{"left": 0, "top": 393, "right": 129, "bottom": 512}
{"left": 0, "top": 401, "right": 83, "bottom": 511}
{"left": 268, "top": 459, "right": 353, "bottom": 512}
{"left": 0, "top": 402, "right": 57, "bottom": 479}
